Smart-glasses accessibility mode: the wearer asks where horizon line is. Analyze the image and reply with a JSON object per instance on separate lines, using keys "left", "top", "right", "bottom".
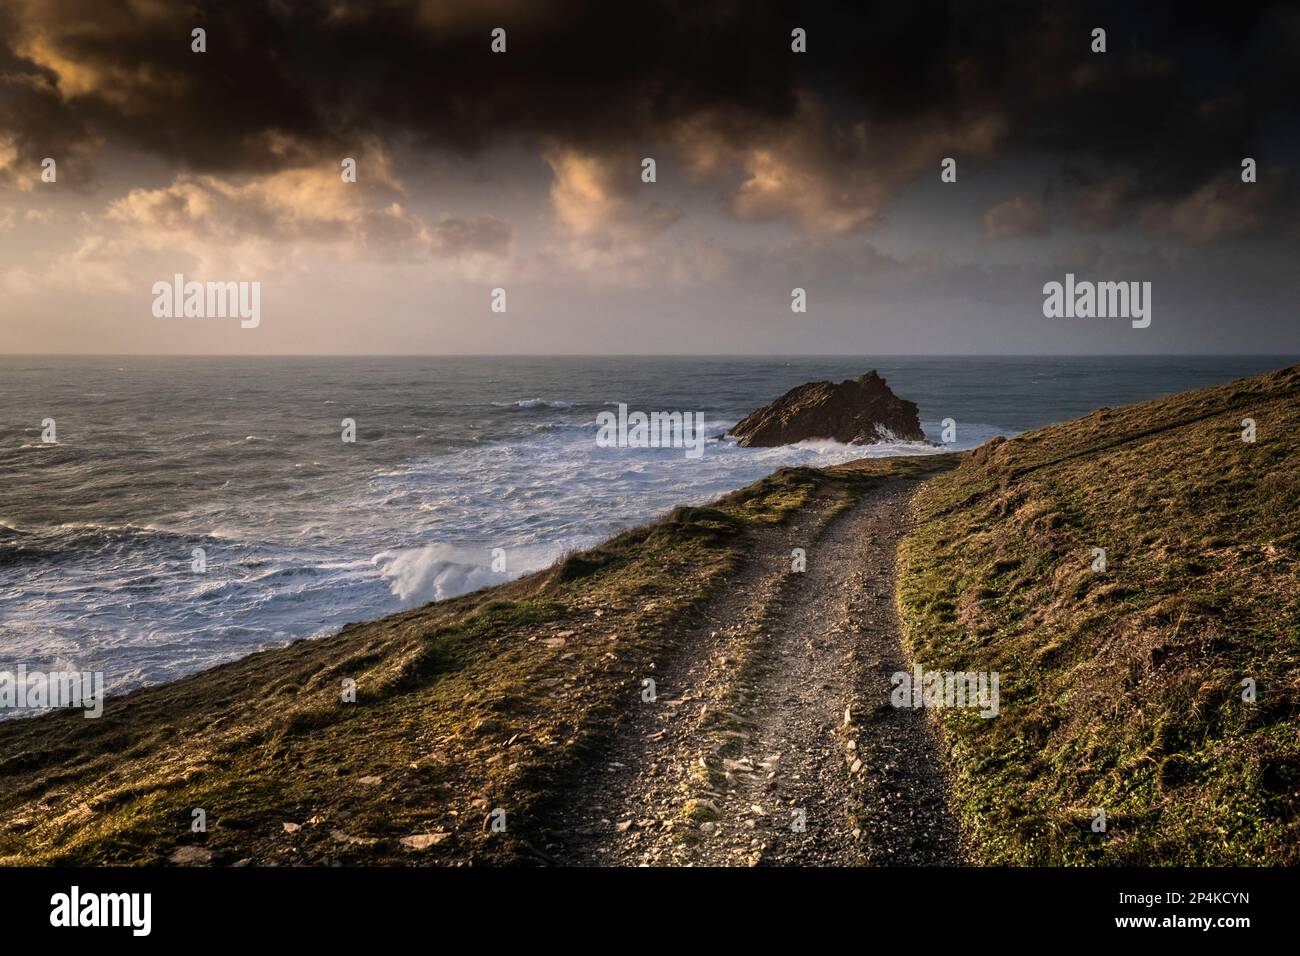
{"left": 4, "top": 352, "right": 1299, "bottom": 360}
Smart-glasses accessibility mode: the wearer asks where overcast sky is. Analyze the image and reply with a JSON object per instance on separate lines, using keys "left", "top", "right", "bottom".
{"left": 2, "top": 0, "right": 1298, "bottom": 355}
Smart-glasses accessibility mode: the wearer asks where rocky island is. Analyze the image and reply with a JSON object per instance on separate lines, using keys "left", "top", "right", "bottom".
{"left": 729, "top": 370, "right": 926, "bottom": 447}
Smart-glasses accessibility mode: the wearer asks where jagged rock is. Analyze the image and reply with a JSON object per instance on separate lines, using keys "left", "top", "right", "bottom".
{"left": 729, "top": 371, "right": 924, "bottom": 447}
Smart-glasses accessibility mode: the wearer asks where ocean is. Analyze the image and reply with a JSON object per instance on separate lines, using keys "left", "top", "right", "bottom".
{"left": 1, "top": 354, "right": 1292, "bottom": 711}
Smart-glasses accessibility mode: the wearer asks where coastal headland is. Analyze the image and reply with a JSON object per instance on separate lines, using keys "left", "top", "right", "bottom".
{"left": 1, "top": 365, "right": 1296, "bottom": 866}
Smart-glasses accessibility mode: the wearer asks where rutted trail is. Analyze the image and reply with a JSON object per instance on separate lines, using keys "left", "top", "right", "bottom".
{"left": 546, "top": 477, "right": 963, "bottom": 866}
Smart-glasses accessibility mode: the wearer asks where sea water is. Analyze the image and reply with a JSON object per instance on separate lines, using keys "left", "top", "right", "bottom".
{"left": 0, "top": 354, "right": 1291, "bottom": 709}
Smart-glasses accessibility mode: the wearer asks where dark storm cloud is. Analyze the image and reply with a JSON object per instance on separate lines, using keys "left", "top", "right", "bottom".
{"left": 1001, "top": 3, "right": 1300, "bottom": 208}
{"left": 2, "top": 0, "right": 1297, "bottom": 228}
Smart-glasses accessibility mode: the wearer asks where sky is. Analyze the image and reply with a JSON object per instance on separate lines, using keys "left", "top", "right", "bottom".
{"left": 1, "top": 0, "right": 1298, "bottom": 355}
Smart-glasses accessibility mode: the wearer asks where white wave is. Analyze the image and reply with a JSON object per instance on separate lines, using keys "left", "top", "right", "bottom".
{"left": 3, "top": 402, "right": 1010, "bottom": 713}
{"left": 493, "top": 398, "right": 573, "bottom": 409}
{"left": 357, "top": 424, "right": 965, "bottom": 607}
{"left": 372, "top": 542, "right": 562, "bottom": 604}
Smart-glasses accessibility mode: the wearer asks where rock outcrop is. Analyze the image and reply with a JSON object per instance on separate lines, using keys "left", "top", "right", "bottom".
{"left": 729, "top": 370, "right": 924, "bottom": 447}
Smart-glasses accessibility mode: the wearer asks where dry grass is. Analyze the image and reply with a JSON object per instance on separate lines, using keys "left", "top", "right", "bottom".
{"left": 898, "top": 364, "right": 1300, "bottom": 864}
{"left": 0, "top": 457, "right": 948, "bottom": 866}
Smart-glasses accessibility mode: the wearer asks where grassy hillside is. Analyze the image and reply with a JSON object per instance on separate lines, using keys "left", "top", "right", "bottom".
{"left": 898, "top": 364, "right": 1300, "bottom": 864}
{"left": 0, "top": 455, "right": 946, "bottom": 865}
{"left": 4, "top": 365, "right": 1295, "bottom": 867}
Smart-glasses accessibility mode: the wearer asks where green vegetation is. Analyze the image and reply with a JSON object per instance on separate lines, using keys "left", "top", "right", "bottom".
{"left": 0, "top": 456, "right": 944, "bottom": 865}
{"left": 5, "top": 365, "right": 1295, "bottom": 867}
{"left": 898, "top": 364, "right": 1300, "bottom": 864}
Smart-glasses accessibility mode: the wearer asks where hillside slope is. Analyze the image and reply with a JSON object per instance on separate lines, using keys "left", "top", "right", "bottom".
{"left": 3, "top": 365, "right": 1296, "bottom": 867}
{"left": 0, "top": 455, "right": 948, "bottom": 865}
{"left": 898, "top": 364, "right": 1300, "bottom": 864}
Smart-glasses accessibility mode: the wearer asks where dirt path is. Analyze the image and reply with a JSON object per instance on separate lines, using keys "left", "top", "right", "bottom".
{"left": 544, "top": 477, "right": 964, "bottom": 866}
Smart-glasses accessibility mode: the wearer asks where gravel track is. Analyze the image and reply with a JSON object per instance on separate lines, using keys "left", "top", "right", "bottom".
{"left": 545, "top": 478, "right": 964, "bottom": 866}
